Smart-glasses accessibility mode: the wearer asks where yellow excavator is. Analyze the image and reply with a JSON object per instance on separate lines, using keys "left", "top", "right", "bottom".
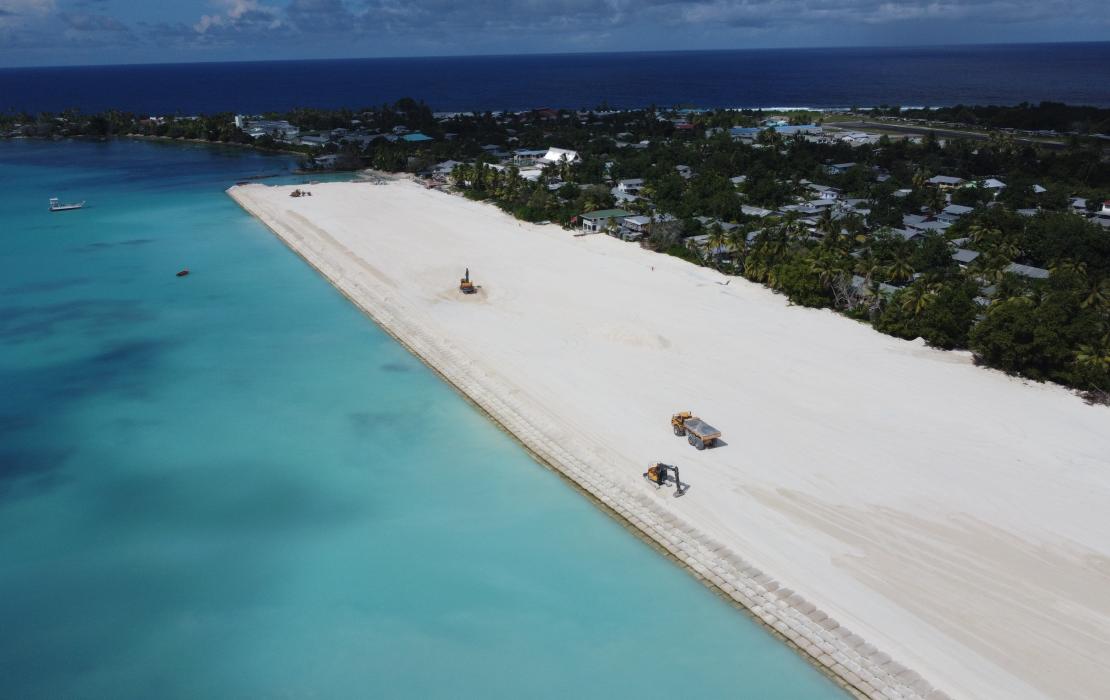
{"left": 644, "top": 462, "right": 688, "bottom": 497}
{"left": 459, "top": 267, "right": 477, "bottom": 294}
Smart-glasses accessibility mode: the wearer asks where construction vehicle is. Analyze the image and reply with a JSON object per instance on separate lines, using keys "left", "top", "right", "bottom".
{"left": 643, "top": 462, "right": 688, "bottom": 497}
{"left": 670, "top": 411, "right": 721, "bottom": 450}
{"left": 459, "top": 267, "right": 476, "bottom": 294}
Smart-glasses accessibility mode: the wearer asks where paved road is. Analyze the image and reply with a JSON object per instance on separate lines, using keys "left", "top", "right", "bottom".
{"left": 831, "top": 121, "right": 1069, "bottom": 150}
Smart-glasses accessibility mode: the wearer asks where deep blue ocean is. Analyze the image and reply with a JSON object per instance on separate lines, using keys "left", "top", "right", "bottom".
{"left": 0, "top": 138, "right": 846, "bottom": 697}
{"left": 2, "top": 42, "right": 1109, "bottom": 114}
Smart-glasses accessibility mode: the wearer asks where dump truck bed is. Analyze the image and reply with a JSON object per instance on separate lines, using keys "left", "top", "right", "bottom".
{"left": 683, "top": 418, "right": 721, "bottom": 440}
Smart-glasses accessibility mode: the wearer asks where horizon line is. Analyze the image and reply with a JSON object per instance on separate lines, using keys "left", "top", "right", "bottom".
{"left": 2, "top": 38, "right": 1107, "bottom": 72}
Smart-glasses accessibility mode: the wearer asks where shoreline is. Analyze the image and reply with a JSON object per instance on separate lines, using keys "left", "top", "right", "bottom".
{"left": 228, "top": 182, "right": 944, "bottom": 700}
{"left": 227, "top": 179, "right": 1110, "bottom": 700}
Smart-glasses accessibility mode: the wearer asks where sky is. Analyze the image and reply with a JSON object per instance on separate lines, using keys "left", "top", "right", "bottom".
{"left": 0, "top": 0, "right": 1107, "bottom": 67}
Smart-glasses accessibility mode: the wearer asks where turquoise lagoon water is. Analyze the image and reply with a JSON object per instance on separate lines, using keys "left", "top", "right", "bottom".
{"left": 0, "top": 139, "right": 844, "bottom": 698}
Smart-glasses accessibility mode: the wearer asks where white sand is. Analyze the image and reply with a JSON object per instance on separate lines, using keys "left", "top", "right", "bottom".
{"left": 230, "top": 180, "right": 1110, "bottom": 700}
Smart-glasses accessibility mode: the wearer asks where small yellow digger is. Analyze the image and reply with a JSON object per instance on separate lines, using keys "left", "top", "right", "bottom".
{"left": 459, "top": 267, "right": 477, "bottom": 294}
{"left": 643, "top": 462, "right": 688, "bottom": 497}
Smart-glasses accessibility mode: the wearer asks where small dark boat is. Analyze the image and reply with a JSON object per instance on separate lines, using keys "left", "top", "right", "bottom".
{"left": 176, "top": 269, "right": 190, "bottom": 277}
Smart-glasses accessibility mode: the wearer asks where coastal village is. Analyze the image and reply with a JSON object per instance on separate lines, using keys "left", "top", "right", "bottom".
{"left": 222, "top": 103, "right": 1110, "bottom": 399}
{"left": 6, "top": 101, "right": 1106, "bottom": 397}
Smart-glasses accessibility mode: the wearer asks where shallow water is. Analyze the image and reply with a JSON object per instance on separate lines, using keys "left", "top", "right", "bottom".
{"left": 0, "top": 139, "right": 844, "bottom": 698}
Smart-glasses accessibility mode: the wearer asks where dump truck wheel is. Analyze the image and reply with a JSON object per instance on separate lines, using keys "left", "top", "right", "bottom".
{"left": 693, "top": 436, "right": 705, "bottom": 450}
{"left": 673, "top": 426, "right": 685, "bottom": 436}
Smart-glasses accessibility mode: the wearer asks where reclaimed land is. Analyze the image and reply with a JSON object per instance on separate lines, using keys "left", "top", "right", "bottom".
{"left": 229, "top": 179, "right": 1110, "bottom": 700}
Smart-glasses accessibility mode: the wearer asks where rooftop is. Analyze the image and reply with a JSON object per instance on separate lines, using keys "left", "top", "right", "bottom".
{"left": 580, "top": 209, "right": 631, "bottom": 220}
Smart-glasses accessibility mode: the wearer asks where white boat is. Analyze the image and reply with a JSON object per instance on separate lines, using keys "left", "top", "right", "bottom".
{"left": 49, "top": 197, "right": 85, "bottom": 212}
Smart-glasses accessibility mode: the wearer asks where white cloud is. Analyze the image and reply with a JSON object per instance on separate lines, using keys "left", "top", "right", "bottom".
{"left": 194, "top": 0, "right": 285, "bottom": 34}
{"left": 0, "top": 0, "right": 55, "bottom": 29}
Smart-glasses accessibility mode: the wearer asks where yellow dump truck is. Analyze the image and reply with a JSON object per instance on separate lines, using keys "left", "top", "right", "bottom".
{"left": 671, "top": 411, "right": 721, "bottom": 450}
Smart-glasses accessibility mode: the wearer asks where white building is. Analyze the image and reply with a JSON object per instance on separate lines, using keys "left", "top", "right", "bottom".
{"left": 540, "top": 147, "right": 581, "bottom": 165}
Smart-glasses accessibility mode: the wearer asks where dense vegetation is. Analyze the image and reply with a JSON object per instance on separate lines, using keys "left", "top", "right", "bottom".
{"left": 894, "top": 102, "right": 1110, "bottom": 135}
{"left": 4, "top": 101, "right": 1108, "bottom": 400}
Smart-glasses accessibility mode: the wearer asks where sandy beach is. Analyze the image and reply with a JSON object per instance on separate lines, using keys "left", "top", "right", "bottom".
{"left": 230, "top": 179, "right": 1110, "bottom": 700}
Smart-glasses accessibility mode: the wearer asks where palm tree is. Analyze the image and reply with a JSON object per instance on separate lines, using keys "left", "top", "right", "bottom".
{"left": 927, "top": 187, "right": 946, "bottom": 214}
{"left": 1049, "top": 260, "right": 1087, "bottom": 278}
{"left": 451, "top": 162, "right": 473, "bottom": 189}
{"left": 1075, "top": 337, "right": 1110, "bottom": 374}
{"left": 706, "top": 223, "right": 727, "bottom": 269}
{"left": 854, "top": 254, "right": 884, "bottom": 285}
{"left": 968, "top": 224, "right": 1000, "bottom": 247}
{"left": 771, "top": 215, "right": 803, "bottom": 247}
{"left": 901, "top": 283, "right": 937, "bottom": 316}
{"left": 726, "top": 228, "right": 748, "bottom": 271}
{"left": 971, "top": 253, "right": 1009, "bottom": 285}
{"left": 816, "top": 208, "right": 836, "bottom": 240}
{"left": 911, "top": 169, "right": 928, "bottom": 191}
{"left": 996, "top": 236, "right": 1022, "bottom": 262}
{"left": 746, "top": 257, "right": 769, "bottom": 284}
{"left": 810, "top": 252, "right": 843, "bottom": 289}
{"left": 888, "top": 251, "right": 915, "bottom": 283}
{"left": 1082, "top": 278, "right": 1110, "bottom": 311}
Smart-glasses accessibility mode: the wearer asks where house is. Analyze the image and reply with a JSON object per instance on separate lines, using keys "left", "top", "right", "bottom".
{"left": 850, "top": 275, "right": 900, "bottom": 298}
{"left": 541, "top": 147, "right": 580, "bottom": 165}
{"left": 402, "top": 132, "right": 433, "bottom": 143}
{"left": 774, "top": 124, "right": 822, "bottom": 136}
{"left": 1006, "top": 263, "right": 1050, "bottom": 280}
{"left": 926, "top": 175, "right": 965, "bottom": 189}
{"left": 952, "top": 249, "right": 981, "bottom": 267}
{"left": 617, "top": 178, "right": 645, "bottom": 194}
{"left": 902, "top": 214, "right": 951, "bottom": 234}
{"left": 1032, "top": 184, "right": 1047, "bottom": 194}
{"left": 296, "top": 134, "right": 331, "bottom": 148}
{"left": 432, "top": 160, "right": 461, "bottom": 177}
{"left": 620, "top": 214, "right": 671, "bottom": 241}
{"left": 730, "top": 175, "right": 747, "bottom": 186}
{"left": 938, "top": 203, "right": 975, "bottom": 223}
{"left": 242, "top": 118, "right": 299, "bottom": 141}
{"left": 513, "top": 149, "right": 547, "bottom": 165}
{"left": 981, "top": 178, "right": 1007, "bottom": 190}
{"left": 1093, "top": 202, "right": 1110, "bottom": 228}
{"left": 741, "top": 205, "right": 775, "bottom": 218}
{"left": 826, "top": 162, "right": 856, "bottom": 175}
{"left": 578, "top": 209, "right": 631, "bottom": 233}
{"left": 729, "top": 126, "right": 761, "bottom": 141}
{"left": 890, "top": 228, "right": 924, "bottom": 242}
{"left": 694, "top": 216, "right": 740, "bottom": 233}
{"left": 808, "top": 184, "right": 840, "bottom": 200}
{"left": 675, "top": 165, "right": 693, "bottom": 179}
